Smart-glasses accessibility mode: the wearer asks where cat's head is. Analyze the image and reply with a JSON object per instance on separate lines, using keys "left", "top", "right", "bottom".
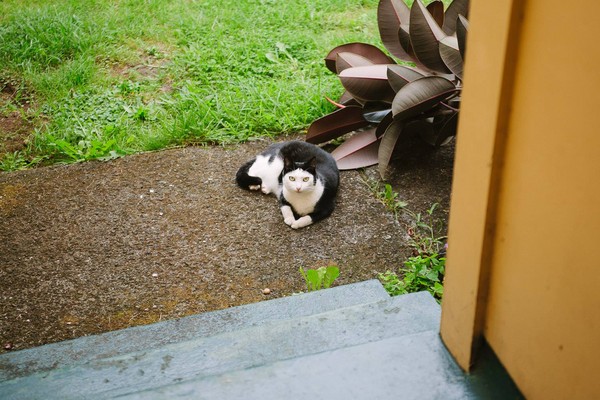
{"left": 282, "top": 156, "right": 317, "bottom": 193}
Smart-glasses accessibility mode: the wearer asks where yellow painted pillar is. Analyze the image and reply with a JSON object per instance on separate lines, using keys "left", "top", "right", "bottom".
{"left": 439, "top": 0, "right": 524, "bottom": 370}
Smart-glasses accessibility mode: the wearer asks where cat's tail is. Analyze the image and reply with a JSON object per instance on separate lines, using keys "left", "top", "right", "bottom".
{"left": 236, "top": 159, "right": 262, "bottom": 190}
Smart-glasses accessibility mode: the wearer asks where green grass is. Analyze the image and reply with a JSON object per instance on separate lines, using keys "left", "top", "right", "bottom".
{"left": 0, "top": 0, "right": 380, "bottom": 170}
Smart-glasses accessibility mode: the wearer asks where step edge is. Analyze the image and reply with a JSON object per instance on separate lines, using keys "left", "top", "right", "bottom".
{"left": 0, "top": 292, "right": 440, "bottom": 399}
{"left": 0, "top": 280, "right": 390, "bottom": 379}
{"left": 115, "top": 330, "right": 464, "bottom": 400}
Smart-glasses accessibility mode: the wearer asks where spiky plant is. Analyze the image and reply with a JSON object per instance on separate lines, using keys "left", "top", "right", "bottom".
{"left": 306, "top": 0, "right": 469, "bottom": 177}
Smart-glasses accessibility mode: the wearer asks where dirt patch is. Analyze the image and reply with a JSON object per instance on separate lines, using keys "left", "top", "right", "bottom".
{"left": 0, "top": 137, "right": 454, "bottom": 352}
{"left": 107, "top": 43, "right": 174, "bottom": 94}
{"left": 0, "top": 83, "right": 35, "bottom": 155}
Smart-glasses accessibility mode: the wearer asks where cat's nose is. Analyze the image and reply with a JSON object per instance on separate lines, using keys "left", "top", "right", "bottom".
{"left": 296, "top": 187, "right": 301, "bottom": 192}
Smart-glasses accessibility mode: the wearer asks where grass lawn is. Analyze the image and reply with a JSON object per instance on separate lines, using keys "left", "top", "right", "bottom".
{"left": 0, "top": 0, "right": 381, "bottom": 170}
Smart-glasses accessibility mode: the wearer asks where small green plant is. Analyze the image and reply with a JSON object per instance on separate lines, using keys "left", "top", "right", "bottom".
{"left": 45, "top": 134, "right": 125, "bottom": 163}
{"left": 379, "top": 253, "right": 445, "bottom": 302}
{"left": 374, "top": 182, "right": 408, "bottom": 217}
{"left": 299, "top": 266, "right": 340, "bottom": 292}
{"left": 365, "top": 177, "right": 447, "bottom": 255}
{"left": 0, "top": 151, "right": 46, "bottom": 172}
{"left": 0, "top": 151, "right": 29, "bottom": 171}
{"left": 366, "top": 178, "right": 447, "bottom": 301}
{"left": 408, "top": 203, "right": 447, "bottom": 255}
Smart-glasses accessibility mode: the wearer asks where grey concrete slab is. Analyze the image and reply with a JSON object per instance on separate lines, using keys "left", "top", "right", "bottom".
{"left": 121, "top": 331, "right": 474, "bottom": 400}
{"left": 0, "top": 292, "right": 440, "bottom": 400}
{"left": 122, "top": 336, "right": 523, "bottom": 399}
{"left": 0, "top": 279, "right": 389, "bottom": 381}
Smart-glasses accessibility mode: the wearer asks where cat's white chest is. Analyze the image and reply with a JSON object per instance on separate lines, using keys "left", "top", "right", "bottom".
{"left": 283, "top": 181, "right": 324, "bottom": 216}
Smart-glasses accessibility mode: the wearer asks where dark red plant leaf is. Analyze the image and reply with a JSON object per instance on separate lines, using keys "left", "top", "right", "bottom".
{"left": 387, "top": 65, "right": 424, "bottom": 92}
{"left": 456, "top": 15, "right": 469, "bottom": 60}
{"left": 413, "top": 118, "right": 437, "bottom": 146}
{"left": 397, "top": 26, "right": 430, "bottom": 72}
{"left": 378, "top": 0, "right": 413, "bottom": 61}
{"left": 362, "top": 102, "right": 392, "bottom": 123}
{"left": 335, "top": 52, "right": 374, "bottom": 74}
{"left": 392, "top": 76, "right": 458, "bottom": 121}
{"left": 339, "top": 65, "right": 396, "bottom": 103}
{"left": 306, "top": 106, "right": 369, "bottom": 144}
{"left": 332, "top": 128, "right": 378, "bottom": 160}
{"left": 426, "top": 0, "right": 445, "bottom": 28}
{"left": 336, "top": 140, "right": 380, "bottom": 170}
{"left": 378, "top": 119, "right": 404, "bottom": 178}
{"left": 417, "top": 109, "right": 459, "bottom": 146}
{"left": 397, "top": 26, "right": 431, "bottom": 72}
{"left": 398, "top": 25, "right": 413, "bottom": 57}
{"left": 448, "top": 95, "right": 461, "bottom": 109}
{"left": 364, "top": 108, "right": 392, "bottom": 124}
{"left": 331, "top": 128, "right": 380, "bottom": 170}
{"left": 375, "top": 111, "right": 394, "bottom": 138}
{"left": 338, "top": 90, "right": 361, "bottom": 106}
{"left": 325, "top": 43, "right": 393, "bottom": 73}
{"left": 433, "top": 110, "right": 459, "bottom": 146}
{"left": 439, "top": 36, "right": 463, "bottom": 79}
{"left": 409, "top": 0, "right": 450, "bottom": 73}
{"left": 442, "top": 0, "right": 470, "bottom": 35}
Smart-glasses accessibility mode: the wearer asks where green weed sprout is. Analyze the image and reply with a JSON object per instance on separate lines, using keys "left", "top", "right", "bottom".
{"left": 379, "top": 254, "right": 445, "bottom": 303}
{"left": 299, "top": 266, "right": 340, "bottom": 292}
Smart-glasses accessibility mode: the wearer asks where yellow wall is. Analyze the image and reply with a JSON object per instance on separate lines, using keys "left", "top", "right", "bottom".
{"left": 441, "top": 0, "right": 600, "bottom": 398}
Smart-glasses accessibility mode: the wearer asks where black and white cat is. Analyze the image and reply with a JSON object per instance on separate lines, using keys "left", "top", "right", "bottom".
{"left": 236, "top": 141, "right": 339, "bottom": 229}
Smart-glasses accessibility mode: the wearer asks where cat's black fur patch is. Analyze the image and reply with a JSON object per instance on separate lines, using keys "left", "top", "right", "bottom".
{"left": 235, "top": 159, "right": 262, "bottom": 190}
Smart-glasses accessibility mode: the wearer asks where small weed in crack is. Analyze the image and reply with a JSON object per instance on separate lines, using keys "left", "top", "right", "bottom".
{"left": 364, "top": 177, "right": 447, "bottom": 302}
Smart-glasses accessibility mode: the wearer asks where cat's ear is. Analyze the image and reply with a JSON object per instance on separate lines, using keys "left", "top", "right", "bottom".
{"left": 283, "top": 155, "right": 294, "bottom": 172}
{"left": 306, "top": 157, "right": 317, "bottom": 174}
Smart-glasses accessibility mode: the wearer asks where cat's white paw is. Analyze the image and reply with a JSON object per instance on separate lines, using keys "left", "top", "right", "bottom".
{"left": 291, "top": 216, "right": 312, "bottom": 229}
{"left": 249, "top": 185, "right": 261, "bottom": 191}
{"left": 284, "top": 217, "right": 295, "bottom": 226}
{"left": 261, "top": 184, "right": 270, "bottom": 194}
{"left": 281, "top": 205, "right": 295, "bottom": 226}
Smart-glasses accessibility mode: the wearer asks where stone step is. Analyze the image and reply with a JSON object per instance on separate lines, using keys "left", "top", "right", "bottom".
{"left": 0, "top": 291, "right": 440, "bottom": 400}
{"left": 0, "top": 279, "right": 389, "bottom": 381}
{"left": 122, "top": 331, "right": 476, "bottom": 400}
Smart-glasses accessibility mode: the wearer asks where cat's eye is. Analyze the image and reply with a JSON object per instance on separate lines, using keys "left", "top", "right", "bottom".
{"left": 303, "top": 177, "right": 309, "bottom": 182}
{"left": 289, "top": 176, "right": 295, "bottom": 181}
